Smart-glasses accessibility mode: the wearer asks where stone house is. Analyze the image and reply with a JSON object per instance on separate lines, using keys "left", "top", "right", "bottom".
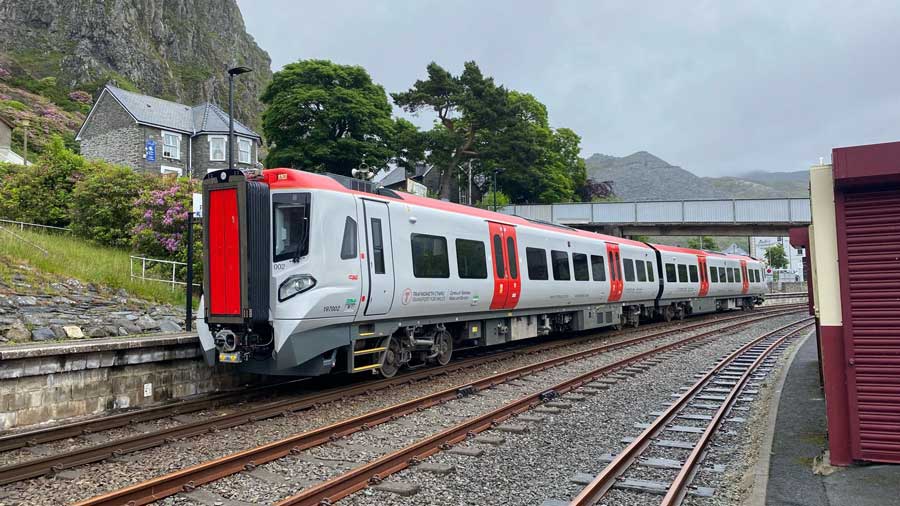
{"left": 76, "top": 85, "right": 262, "bottom": 178}
{"left": 0, "top": 116, "right": 28, "bottom": 165}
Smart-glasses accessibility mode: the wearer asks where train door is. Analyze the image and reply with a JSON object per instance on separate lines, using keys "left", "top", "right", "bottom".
{"left": 363, "top": 200, "right": 394, "bottom": 315}
{"left": 606, "top": 243, "right": 623, "bottom": 301}
{"left": 489, "top": 222, "right": 521, "bottom": 309}
{"left": 739, "top": 259, "right": 750, "bottom": 294}
{"left": 697, "top": 256, "right": 710, "bottom": 297}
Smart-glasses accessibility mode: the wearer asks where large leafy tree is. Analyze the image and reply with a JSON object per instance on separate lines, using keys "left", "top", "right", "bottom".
{"left": 392, "top": 61, "right": 510, "bottom": 200}
{"left": 765, "top": 243, "right": 789, "bottom": 268}
{"left": 260, "top": 60, "right": 395, "bottom": 175}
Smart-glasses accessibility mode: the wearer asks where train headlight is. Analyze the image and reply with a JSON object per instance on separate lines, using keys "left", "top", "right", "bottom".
{"left": 279, "top": 274, "right": 317, "bottom": 301}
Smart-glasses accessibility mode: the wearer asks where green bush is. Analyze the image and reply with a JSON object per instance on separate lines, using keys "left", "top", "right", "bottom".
{"left": 69, "top": 162, "right": 154, "bottom": 247}
{"left": 0, "top": 136, "right": 85, "bottom": 226}
{"left": 477, "top": 190, "right": 511, "bottom": 210}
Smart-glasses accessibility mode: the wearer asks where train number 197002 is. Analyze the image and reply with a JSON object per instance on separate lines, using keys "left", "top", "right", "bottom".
{"left": 322, "top": 305, "right": 342, "bottom": 313}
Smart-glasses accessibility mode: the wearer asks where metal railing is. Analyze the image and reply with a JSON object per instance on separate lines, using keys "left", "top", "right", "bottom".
{"left": 130, "top": 255, "right": 200, "bottom": 291}
{"left": 0, "top": 218, "right": 71, "bottom": 233}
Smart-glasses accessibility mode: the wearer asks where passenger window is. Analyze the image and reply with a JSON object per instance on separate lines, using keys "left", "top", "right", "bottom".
{"left": 608, "top": 253, "right": 617, "bottom": 280}
{"left": 689, "top": 265, "right": 699, "bottom": 283}
{"left": 623, "top": 259, "right": 635, "bottom": 282}
{"left": 340, "top": 217, "right": 357, "bottom": 260}
{"left": 636, "top": 260, "right": 646, "bottom": 282}
{"left": 456, "top": 239, "right": 487, "bottom": 279}
{"left": 573, "top": 253, "right": 589, "bottom": 281}
{"left": 666, "top": 263, "right": 677, "bottom": 282}
{"left": 371, "top": 218, "right": 385, "bottom": 274}
{"left": 526, "top": 247, "right": 549, "bottom": 280}
{"left": 726, "top": 268, "right": 735, "bottom": 283}
{"left": 710, "top": 266, "right": 719, "bottom": 283}
{"left": 736, "top": 268, "right": 742, "bottom": 282}
{"left": 646, "top": 262, "right": 654, "bottom": 282}
{"left": 677, "top": 264, "right": 688, "bottom": 283}
{"left": 506, "top": 237, "right": 518, "bottom": 279}
{"left": 411, "top": 233, "right": 449, "bottom": 278}
{"left": 492, "top": 234, "right": 505, "bottom": 279}
{"left": 719, "top": 267, "right": 726, "bottom": 281}
{"left": 551, "top": 250, "right": 571, "bottom": 280}
{"left": 591, "top": 255, "right": 606, "bottom": 281}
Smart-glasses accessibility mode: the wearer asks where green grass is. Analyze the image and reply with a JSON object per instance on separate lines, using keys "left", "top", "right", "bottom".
{"left": 0, "top": 227, "right": 187, "bottom": 307}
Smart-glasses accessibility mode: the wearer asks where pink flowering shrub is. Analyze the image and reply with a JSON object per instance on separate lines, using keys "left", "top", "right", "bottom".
{"left": 131, "top": 178, "right": 202, "bottom": 277}
{"left": 68, "top": 90, "right": 92, "bottom": 104}
{"left": 0, "top": 67, "right": 9, "bottom": 80}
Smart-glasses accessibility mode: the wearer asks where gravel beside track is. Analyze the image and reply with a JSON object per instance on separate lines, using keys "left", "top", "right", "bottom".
{"left": 0, "top": 310, "right": 798, "bottom": 505}
{"left": 330, "top": 313, "right": 806, "bottom": 506}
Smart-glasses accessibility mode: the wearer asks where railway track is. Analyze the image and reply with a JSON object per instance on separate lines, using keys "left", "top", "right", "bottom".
{"left": 0, "top": 304, "right": 801, "bottom": 458}
{"left": 569, "top": 318, "right": 813, "bottom": 505}
{"left": 68, "top": 308, "right": 805, "bottom": 506}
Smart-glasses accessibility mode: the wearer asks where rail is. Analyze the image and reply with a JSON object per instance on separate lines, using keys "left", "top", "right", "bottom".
{"left": 129, "top": 255, "right": 199, "bottom": 291}
{"left": 0, "top": 218, "right": 70, "bottom": 233}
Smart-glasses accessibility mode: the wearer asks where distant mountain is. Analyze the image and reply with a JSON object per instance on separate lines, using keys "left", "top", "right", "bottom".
{"left": 585, "top": 151, "right": 727, "bottom": 201}
{"left": 584, "top": 152, "right": 809, "bottom": 201}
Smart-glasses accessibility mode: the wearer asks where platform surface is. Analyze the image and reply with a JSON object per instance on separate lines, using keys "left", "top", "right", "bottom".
{"left": 766, "top": 335, "right": 900, "bottom": 506}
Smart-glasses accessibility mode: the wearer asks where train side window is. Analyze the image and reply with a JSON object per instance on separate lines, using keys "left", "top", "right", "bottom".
{"left": 573, "top": 253, "right": 589, "bottom": 281}
{"left": 689, "top": 265, "right": 699, "bottom": 283}
{"left": 666, "top": 263, "right": 677, "bottom": 282}
{"left": 591, "top": 255, "right": 606, "bottom": 281}
{"left": 719, "top": 267, "right": 726, "bottom": 281}
{"left": 736, "top": 268, "right": 742, "bottom": 282}
{"left": 371, "top": 218, "right": 385, "bottom": 274}
{"left": 506, "top": 237, "right": 518, "bottom": 280}
{"left": 677, "top": 264, "right": 688, "bottom": 283}
{"left": 492, "top": 234, "right": 505, "bottom": 279}
{"left": 646, "top": 262, "right": 654, "bottom": 282}
{"left": 456, "top": 239, "right": 487, "bottom": 279}
{"left": 551, "top": 250, "right": 571, "bottom": 280}
{"left": 726, "top": 268, "right": 735, "bottom": 283}
{"left": 526, "top": 248, "right": 549, "bottom": 280}
{"left": 636, "top": 260, "right": 646, "bottom": 282}
{"left": 710, "top": 265, "right": 719, "bottom": 283}
{"left": 340, "top": 217, "right": 357, "bottom": 260}
{"left": 411, "top": 233, "right": 449, "bottom": 278}
{"left": 623, "top": 258, "right": 635, "bottom": 282}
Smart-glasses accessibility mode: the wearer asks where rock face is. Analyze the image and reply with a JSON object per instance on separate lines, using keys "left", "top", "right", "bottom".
{"left": 0, "top": 0, "right": 272, "bottom": 130}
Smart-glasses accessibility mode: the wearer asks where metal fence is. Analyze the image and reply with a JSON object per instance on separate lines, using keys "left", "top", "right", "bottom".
{"left": 0, "top": 218, "right": 71, "bottom": 233}
{"left": 130, "top": 255, "right": 200, "bottom": 291}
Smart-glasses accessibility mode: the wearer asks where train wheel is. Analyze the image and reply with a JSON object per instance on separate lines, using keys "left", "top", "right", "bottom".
{"left": 433, "top": 330, "right": 453, "bottom": 366}
{"left": 663, "top": 306, "right": 674, "bottom": 322}
{"left": 379, "top": 337, "right": 402, "bottom": 378}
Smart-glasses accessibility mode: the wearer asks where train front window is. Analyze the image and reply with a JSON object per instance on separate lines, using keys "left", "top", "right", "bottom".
{"left": 273, "top": 193, "right": 311, "bottom": 262}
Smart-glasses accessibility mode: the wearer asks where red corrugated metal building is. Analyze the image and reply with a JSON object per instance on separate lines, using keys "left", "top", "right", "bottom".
{"left": 808, "top": 140, "right": 900, "bottom": 465}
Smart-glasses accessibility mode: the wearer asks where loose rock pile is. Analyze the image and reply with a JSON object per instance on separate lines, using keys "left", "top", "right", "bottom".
{"left": 0, "top": 265, "right": 184, "bottom": 344}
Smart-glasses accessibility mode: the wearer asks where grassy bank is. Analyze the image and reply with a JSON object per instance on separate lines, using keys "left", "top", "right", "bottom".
{"left": 0, "top": 226, "right": 187, "bottom": 306}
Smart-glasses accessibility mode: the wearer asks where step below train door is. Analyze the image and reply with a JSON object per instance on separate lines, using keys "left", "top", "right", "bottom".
{"left": 488, "top": 222, "right": 509, "bottom": 310}
{"left": 363, "top": 200, "right": 394, "bottom": 316}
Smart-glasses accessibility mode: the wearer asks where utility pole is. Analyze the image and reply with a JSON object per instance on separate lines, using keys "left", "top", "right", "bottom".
{"left": 227, "top": 66, "right": 253, "bottom": 170}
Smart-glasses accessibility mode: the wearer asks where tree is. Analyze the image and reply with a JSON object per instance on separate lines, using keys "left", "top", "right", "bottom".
{"left": 687, "top": 236, "right": 719, "bottom": 250}
{"left": 260, "top": 60, "right": 395, "bottom": 176}
{"left": 387, "top": 118, "right": 428, "bottom": 171}
{"left": 765, "top": 243, "right": 789, "bottom": 268}
{"left": 393, "top": 61, "right": 510, "bottom": 200}
{"left": 477, "top": 190, "right": 510, "bottom": 210}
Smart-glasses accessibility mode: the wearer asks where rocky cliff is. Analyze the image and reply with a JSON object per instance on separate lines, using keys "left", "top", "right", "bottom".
{"left": 0, "top": 0, "right": 271, "bottom": 131}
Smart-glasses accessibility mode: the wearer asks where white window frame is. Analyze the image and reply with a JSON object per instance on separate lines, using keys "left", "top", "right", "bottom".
{"left": 208, "top": 135, "right": 227, "bottom": 162}
{"left": 238, "top": 137, "right": 252, "bottom": 164}
{"left": 160, "top": 165, "right": 183, "bottom": 177}
{"left": 161, "top": 131, "right": 181, "bottom": 160}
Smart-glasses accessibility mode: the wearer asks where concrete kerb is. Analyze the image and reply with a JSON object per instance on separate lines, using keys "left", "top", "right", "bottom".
{"left": 745, "top": 329, "right": 815, "bottom": 506}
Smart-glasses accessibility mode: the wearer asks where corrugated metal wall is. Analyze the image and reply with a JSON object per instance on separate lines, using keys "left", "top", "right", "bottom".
{"left": 840, "top": 188, "right": 900, "bottom": 463}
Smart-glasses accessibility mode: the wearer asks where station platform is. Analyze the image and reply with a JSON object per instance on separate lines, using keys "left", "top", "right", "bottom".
{"left": 761, "top": 334, "right": 900, "bottom": 505}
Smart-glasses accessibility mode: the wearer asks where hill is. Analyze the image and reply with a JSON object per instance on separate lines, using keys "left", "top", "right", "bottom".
{"left": 0, "top": 0, "right": 271, "bottom": 157}
{"left": 585, "top": 152, "right": 809, "bottom": 200}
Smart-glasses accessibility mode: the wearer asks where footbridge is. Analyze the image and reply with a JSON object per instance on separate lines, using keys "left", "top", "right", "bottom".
{"left": 500, "top": 198, "right": 811, "bottom": 237}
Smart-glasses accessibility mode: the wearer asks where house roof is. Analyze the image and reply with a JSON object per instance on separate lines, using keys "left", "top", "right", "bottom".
{"left": 78, "top": 85, "right": 261, "bottom": 140}
{"left": 0, "top": 116, "right": 13, "bottom": 129}
{"left": 372, "top": 163, "right": 407, "bottom": 187}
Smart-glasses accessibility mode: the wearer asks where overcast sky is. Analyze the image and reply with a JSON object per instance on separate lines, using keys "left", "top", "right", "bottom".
{"left": 236, "top": 0, "right": 900, "bottom": 177}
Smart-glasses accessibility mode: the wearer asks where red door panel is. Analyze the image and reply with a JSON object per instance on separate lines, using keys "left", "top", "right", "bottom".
{"left": 606, "top": 243, "right": 623, "bottom": 302}
{"left": 698, "top": 256, "right": 710, "bottom": 297}
{"left": 503, "top": 227, "right": 521, "bottom": 309}
{"left": 488, "top": 223, "right": 508, "bottom": 310}
{"left": 740, "top": 260, "right": 750, "bottom": 294}
{"left": 208, "top": 189, "right": 241, "bottom": 315}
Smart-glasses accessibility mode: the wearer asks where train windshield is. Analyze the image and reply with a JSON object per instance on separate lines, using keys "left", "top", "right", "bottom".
{"left": 273, "top": 193, "right": 311, "bottom": 262}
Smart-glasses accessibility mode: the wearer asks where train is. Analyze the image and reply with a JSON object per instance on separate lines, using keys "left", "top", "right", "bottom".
{"left": 196, "top": 168, "right": 767, "bottom": 377}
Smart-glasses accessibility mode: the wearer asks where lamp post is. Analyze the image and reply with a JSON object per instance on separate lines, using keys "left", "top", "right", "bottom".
{"left": 227, "top": 66, "right": 253, "bottom": 171}
{"left": 492, "top": 167, "right": 505, "bottom": 211}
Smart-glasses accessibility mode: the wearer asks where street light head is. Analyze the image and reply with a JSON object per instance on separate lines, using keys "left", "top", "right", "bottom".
{"left": 228, "top": 66, "right": 253, "bottom": 76}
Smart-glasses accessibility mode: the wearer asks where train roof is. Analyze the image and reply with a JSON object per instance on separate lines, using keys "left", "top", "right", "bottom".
{"left": 261, "top": 168, "right": 652, "bottom": 249}
{"left": 650, "top": 243, "right": 762, "bottom": 263}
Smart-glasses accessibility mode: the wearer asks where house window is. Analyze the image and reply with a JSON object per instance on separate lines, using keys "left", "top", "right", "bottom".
{"left": 238, "top": 138, "right": 252, "bottom": 164}
{"left": 209, "top": 136, "right": 226, "bottom": 161}
{"left": 160, "top": 165, "right": 182, "bottom": 177}
{"left": 162, "top": 131, "right": 181, "bottom": 160}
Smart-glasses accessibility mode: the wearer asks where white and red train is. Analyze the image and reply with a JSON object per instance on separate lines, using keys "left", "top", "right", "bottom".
{"left": 198, "top": 168, "right": 767, "bottom": 377}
